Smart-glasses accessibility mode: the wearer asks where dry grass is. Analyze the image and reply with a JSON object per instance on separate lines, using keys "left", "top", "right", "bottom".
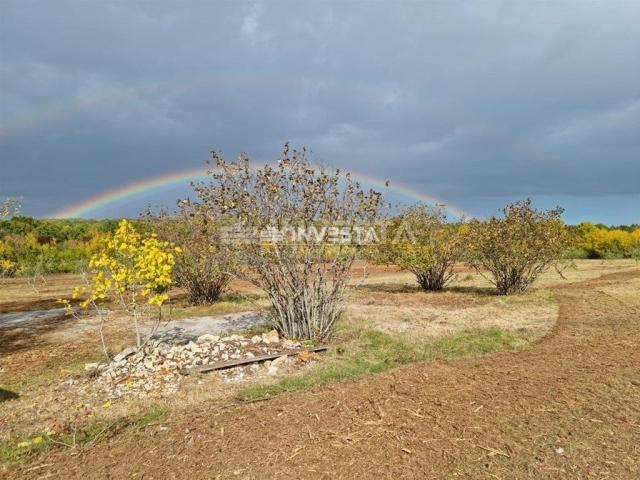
{"left": 347, "top": 287, "right": 557, "bottom": 341}
{"left": 0, "top": 274, "right": 82, "bottom": 313}
{"left": 1, "top": 259, "right": 637, "bottom": 459}
{"left": 343, "top": 259, "right": 638, "bottom": 341}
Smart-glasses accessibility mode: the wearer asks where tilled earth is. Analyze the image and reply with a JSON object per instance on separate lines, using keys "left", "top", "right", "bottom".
{"left": 7, "top": 270, "right": 640, "bottom": 479}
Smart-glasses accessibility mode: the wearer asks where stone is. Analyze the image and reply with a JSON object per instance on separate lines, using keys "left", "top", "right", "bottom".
{"left": 262, "top": 329, "right": 279, "bottom": 344}
{"left": 91, "top": 325, "right": 302, "bottom": 398}
{"left": 113, "top": 346, "right": 137, "bottom": 362}
{"left": 271, "top": 355, "right": 289, "bottom": 367}
{"left": 196, "top": 334, "right": 219, "bottom": 344}
{"left": 84, "top": 362, "right": 99, "bottom": 371}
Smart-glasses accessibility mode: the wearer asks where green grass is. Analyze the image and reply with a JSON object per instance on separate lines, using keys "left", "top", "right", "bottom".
{"left": 167, "top": 292, "right": 266, "bottom": 320}
{"left": 3, "top": 355, "right": 101, "bottom": 392}
{"left": 0, "top": 404, "right": 167, "bottom": 465}
{"left": 237, "top": 326, "right": 524, "bottom": 401}
{"left": 0, "top": 420, "right": 114, "bottom": 464}
{"left": 497, "top": 287, "right": 556, "bottom": 306}
{"left": 134, "top": 404, "right": 168, "bottom": 428}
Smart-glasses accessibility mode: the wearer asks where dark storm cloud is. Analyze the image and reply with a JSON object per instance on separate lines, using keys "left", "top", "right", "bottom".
{"left": 1, "top": 1, "right": 639, "bottom": 222}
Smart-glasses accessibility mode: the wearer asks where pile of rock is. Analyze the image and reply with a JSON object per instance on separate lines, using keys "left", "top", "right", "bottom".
{"left": 86, "top": 330, "right": 302, "bottom": 398}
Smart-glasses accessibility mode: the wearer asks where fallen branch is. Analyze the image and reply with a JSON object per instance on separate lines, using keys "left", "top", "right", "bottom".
{"left": 180, "top": 346, "right": 328, "bottom": 375}
{"left": 475, "top": 444, "right": 511, "bottom": 458}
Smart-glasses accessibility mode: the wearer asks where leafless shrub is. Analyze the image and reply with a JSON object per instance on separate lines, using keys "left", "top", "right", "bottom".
{"left": 190, "top": 144, "right": 384, "bottom": 340}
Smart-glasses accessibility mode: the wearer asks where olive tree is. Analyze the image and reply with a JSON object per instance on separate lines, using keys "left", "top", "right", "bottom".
{"left": 371, "top": 204, "right": 464, "bottom": 291}
{"left": 465, "top": 199, "right": 571, "bottom": 295}
{"left": 191, "top": 144, "right": 384, "bottom": 340}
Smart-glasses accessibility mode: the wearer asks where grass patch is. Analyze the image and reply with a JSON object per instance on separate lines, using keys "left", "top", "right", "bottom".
{"left": 3, "top": 355, "right": 101, "bottom": 392}
{"left": 167, "top": 293, "right": 266, "bottom": 320}
{"left": 134, "top": 404, "right": 168, "bottom": 428}
{"left": 234, "top": 323, "right": 273, "bottom": 338}
{"left": 0, "top": 419, "right": 117, "bottom": 464}
{"left": 237, "top": 326, "right": 524, "bottom": 401}
{"left": 0, "top": 404, "right": 168, "bottom": 465}
{"left": 497, "top": 288, "right": 556, "bottom": 306}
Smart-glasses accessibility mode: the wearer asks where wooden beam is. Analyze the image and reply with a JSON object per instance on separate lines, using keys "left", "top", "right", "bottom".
{"left": 180, "top": 345, "right": 328, "bottom": 375}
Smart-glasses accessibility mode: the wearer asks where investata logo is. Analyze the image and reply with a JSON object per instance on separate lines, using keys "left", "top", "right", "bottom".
{"left": 219, "top": 223, "right": 417, "bottom": 245}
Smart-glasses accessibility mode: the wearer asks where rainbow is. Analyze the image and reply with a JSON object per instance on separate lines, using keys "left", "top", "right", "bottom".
{"left": 0, "top": 74, "right": 324, "bottom": 142}
{"left": 50, "top": 166, "right": 468, "bottom": 219}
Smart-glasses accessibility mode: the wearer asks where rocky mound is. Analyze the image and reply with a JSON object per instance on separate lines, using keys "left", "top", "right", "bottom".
{"left": 85, "top": 330, "right": 305, "bottom": 398}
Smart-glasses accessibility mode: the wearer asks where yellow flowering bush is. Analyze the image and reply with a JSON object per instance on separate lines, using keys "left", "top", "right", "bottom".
{"left": 573, "top": 222, "right": 640, "bottom": 258}
{"left": 0, "top": 240, "right": 17, "bottom": 277}
{"left": 68, "top": 219, "right": 180, "bottom": 350}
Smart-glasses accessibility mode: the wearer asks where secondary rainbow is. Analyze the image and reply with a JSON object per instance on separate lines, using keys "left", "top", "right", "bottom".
{"left": 51, "top": 166, "right": 468, "bottom": 219}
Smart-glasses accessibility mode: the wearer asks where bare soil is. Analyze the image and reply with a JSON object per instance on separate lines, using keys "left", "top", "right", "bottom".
{"left": 4, "top": 267, "right": 639, "bottom": 478}
{"left": 0, "top": 263, "right": 559, "bottom": 439}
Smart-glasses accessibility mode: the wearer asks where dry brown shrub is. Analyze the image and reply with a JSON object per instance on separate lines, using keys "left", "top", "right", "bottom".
{"left": 465, "top": 198, "right": 571, "bottom": 295}
{"left": 190, "top": 144, "right": 384, "bottom": 340}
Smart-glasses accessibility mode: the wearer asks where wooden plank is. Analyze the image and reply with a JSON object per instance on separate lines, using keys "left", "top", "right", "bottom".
{"left": 180, "top": 345, "right": 328, "bottom": 375}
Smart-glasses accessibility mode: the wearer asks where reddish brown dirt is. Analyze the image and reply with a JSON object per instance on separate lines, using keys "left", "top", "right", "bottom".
{"left": 7, "top": 270, "right": 640, "bottom": 479}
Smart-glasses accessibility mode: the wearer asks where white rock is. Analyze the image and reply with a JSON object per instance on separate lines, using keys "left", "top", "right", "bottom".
{"left": 272, "top": 355, "right": 289, "bottom": 367}
{"left": 196, "top": 334, "right": 219, "bottom": 344}
{"left": 113, "top": 346, "right": 137, "bottom": 362}
{"left": 262, "top": 329, "right": 279, "bottom": 344}
{"left": 84, "top": 362, "right": 99, "bottom": 371}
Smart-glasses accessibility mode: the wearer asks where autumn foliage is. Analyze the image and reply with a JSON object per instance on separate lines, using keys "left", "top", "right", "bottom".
{"left": 143, "top": 206, "right": 234, "bottom": 305}
{"left": 371, "top": 205, "right": 464, "bottom": 290}
{"left": 465, "top": 199, "right": 571, "bottom": 295}
{"left": 573, "top": 222, "right": 640, "bottom": 259}
{"left": 190, "top": 144, "right": 384, "bottom": 340}
{"left": 67, "top": 219, "right": 179, "bottom": 350}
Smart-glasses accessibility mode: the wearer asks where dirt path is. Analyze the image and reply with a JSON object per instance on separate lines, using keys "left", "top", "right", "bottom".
{"left": 8, "top": 270, "right": 640, "bottom": 479}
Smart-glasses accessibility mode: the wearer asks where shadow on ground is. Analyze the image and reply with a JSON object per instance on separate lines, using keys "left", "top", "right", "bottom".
{"left": 0, "top": 388, "right": 19, "bottom": 402}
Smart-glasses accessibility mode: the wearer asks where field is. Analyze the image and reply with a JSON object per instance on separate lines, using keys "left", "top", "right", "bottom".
{"left": 1, "top": 259, "right": 639, "bottom": 477}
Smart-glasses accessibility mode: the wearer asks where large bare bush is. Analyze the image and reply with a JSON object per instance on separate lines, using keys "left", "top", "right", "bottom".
{"left": 191, "top": 144, "right": 384, "bottom": 340}
{"left": 371, "top": 204, "right": 463, "bottom": 290}
{"left": 465, "top": 199, "right": 571, "bottom": 295}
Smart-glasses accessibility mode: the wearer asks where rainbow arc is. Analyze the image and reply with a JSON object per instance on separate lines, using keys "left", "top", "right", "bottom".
{"left": 51, "top": 166, "right": 467, "bottom": 219}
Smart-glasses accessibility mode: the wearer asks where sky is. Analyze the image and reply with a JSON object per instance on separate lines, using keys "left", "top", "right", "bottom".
{"left": 1, "top": 1, "right": 639, "bottom": 225}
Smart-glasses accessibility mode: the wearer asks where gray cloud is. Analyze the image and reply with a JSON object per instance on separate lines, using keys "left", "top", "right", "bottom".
{"left": 1, "top": 0, "right": 639, "bottom": 222}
